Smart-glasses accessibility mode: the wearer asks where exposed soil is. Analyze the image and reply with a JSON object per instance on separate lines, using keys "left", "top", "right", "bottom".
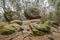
{"left": 0, "top": 22, "right": 60, "bottom": 40}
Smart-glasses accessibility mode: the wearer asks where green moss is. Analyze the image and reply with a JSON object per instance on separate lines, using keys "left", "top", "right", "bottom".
{"left": 33, "top": 30, "right": 44, "bottom": 36}
{"left": 0, "top": 24, "right": 16, "bottom": 35}
{"left": 10, "top": 20, "right": 22, "bottom": 25}
{"left": 1, "top": 30, "right": 15, "bottom": 35}
{"left": 29, "top": 23, "right": 50, "bottom": 35}
{"left": 30, "top": 25, "right": 44, "bottom": 35}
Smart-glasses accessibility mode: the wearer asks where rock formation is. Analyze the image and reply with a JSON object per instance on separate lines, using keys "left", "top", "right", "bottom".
{"left": 24, "top": 7, "right": 41, "bottom": 19}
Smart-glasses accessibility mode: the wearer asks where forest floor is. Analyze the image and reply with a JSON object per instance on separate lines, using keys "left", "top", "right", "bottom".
{"left": 1, "top": 30, "right": 60, "bottom": 40}
{"left": 0, "top": 22, "right": 60, "bottom": 40}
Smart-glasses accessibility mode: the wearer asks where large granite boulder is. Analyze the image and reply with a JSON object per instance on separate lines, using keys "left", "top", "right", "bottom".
{"left": 24, "top": 7, "right": 41, "bottom": 20}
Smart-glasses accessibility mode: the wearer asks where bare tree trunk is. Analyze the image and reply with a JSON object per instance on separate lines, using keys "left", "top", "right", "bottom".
{"left": 3, "top": 0, "right": 5, "bottom": 12}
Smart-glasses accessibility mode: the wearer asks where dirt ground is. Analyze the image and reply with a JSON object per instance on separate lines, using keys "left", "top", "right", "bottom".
{"left": 0, "top": 31, "right": 60, "bottom": 40}
{"left": 0, "top": 22, "right": 60, "bottom": 40}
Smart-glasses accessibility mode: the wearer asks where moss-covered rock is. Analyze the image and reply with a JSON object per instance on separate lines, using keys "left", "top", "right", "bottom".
{"left": 1, "top": 30, "right": 15, "bottom": 35}
{"left": 0, "top": 24, "right": 15, "bottom": 35}
{"left": 24, "top": 7, "right": 41, "bottom": 19}
{"left": 0, "top": 23, "right": 21, "bottom": 35}
{"left": 4, "top": 10, "right": 13, "bottom": 22}
{"left": 4, "top": 10, "right": 20, "bottom": 22}
{"left": 10, "top": 20, "right": 22, "bottom": 25}
{"left": 10, "top": 23, "right": 21, "bottom": 31}
{"left": 29, "top": 24, "right": 44, "bottom": 35}
{"left": 33, "top": 23, "right": 50, "bottom": 33}
{"left": 29, "top": 23, "right": 50, "bottom": 35}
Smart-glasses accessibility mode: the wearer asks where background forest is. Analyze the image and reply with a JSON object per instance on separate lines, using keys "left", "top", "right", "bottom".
{"left": 0, "top": 0, "right": 60, "bottom": 24}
